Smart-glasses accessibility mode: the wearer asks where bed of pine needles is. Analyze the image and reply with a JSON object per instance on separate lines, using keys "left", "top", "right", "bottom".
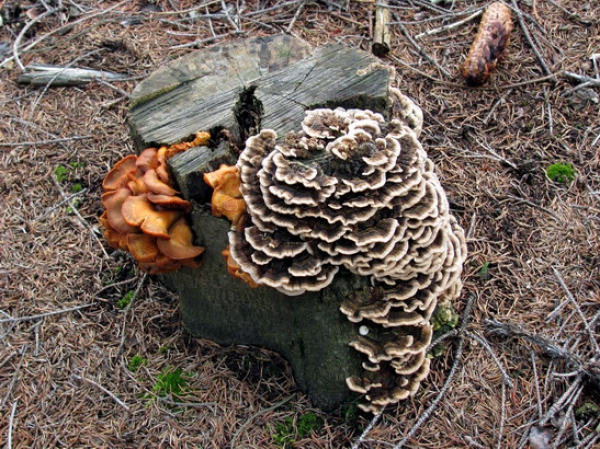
{"left": 1, "top": 1, "right": 599, "bottom": 448}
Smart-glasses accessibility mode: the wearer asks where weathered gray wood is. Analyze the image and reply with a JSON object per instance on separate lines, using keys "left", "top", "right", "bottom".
{"left": 128, "top": 34, "right": 391, "bottom": 150}
{"left": 128, "top": 35, "right": 394, "bottom": 411}
{"left": 17, "top": 63, "right": 127, "bottom": 86}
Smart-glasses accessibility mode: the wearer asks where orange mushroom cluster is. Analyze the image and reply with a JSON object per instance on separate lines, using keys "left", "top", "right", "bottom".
{"left": 203, "top": 164, "right": 247, "bottom": 228}
{"left": 100, "top": 132, "right": 209, "bottom": 274}
{"left": 203, "top": 164, "right": 259, "bottom": 287}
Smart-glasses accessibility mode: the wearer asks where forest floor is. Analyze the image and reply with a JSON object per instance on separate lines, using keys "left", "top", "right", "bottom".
{"left": 1, "top": 1, "right": 599, "bottom": 448}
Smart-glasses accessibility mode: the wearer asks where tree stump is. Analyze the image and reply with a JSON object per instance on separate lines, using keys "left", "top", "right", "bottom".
{"left": 128, "top": 35, "right": 397, "bottom": 411}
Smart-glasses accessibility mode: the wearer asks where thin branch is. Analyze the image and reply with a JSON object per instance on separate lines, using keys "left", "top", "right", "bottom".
{"left": 0, "top": 135, "right": 92, "bottom": 147}
{"left": 510, "top": 0, "right": 553, "bottom": 77}
{"left": 286, "top": 0, "right": 306, "bottom": 33}
{"left": 230, "top": 395, "right": 295, "bottom": 448}
{"left": 351, "top": 408, "right": 385, "bottom": 449}
{"left": 12, "top": 8, "right": 60, "bottom": 71}
{"left": 395, "top": 19, "right": 451, "bottom": 78}
{"left": 415, "top": 10, "right": 483, "bottom": 40}
{"left": 7, "top": 400, "right": 18, "bottom": 449}
{"left": 50, "top": 171, "right": 110, "bottom": 258}
{"left": 393, "top": 293, "right": 476, "bottom": 449}
{"left": 465, "top": 331, "right": 514, "bottom": 389}
{"left": 71, "top": 374, "right": 131, "bottom": 412}
{"left": 0, "top": 304, "right": 94, "bottom": 323}
{"left": 497, "top": 382, "right": 507, "bottom": 449}
{"left": 553, "top": 268, "right": 600, "bottom": 354}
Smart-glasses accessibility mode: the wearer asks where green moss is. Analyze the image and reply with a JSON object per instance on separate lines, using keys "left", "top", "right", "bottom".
{"left": 54, "top": 165, "right": 69, "bottom": 183}
{"left": 271, "top": 413, "right": 320, "bottom": 447}
{"left": 546, "top": 162, "right": 576, "bottom": 183}
{"left": 152, "top": 366, "right": 192, "bottom": 398}
{"left": 128, "top": 355, "right": 148, "bottom": 372}
{"left": 117, "top": 290, "right": 134, "bottom": 309}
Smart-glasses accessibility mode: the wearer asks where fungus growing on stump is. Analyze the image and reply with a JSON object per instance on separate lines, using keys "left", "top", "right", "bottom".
{"left": 205, "top": 89, "right": 467, "bottom": 413}
{"left": 100, "top": 132, "right": 209, "bottom": 274}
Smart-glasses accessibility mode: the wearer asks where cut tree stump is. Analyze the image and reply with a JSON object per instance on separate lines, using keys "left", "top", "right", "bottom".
{"left": 128, "top": 35, "right": 395, "bottom": 412}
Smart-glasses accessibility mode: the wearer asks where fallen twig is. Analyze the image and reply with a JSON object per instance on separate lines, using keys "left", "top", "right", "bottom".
{"left": 0, "top": 304, "right": 95, "bottom": 324}
{"left": 0, "top": 135, "right": 92, "bottom": 147}
{"left": 72, "top": 374, "right": 131, "bottom": 412}
{"left": 230, "top": 395, "right": 295, "bottom": 448}
{"left": 510, "top": 0, "right": 553, "bottom": 77}
{"left": 7, "top": 400, "right": 18, "bottom": 449}
{"left": 415, "top": 10, "right": 483, "bottom": 40}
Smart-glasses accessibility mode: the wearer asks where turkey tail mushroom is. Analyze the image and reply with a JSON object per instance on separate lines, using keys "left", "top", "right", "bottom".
{"left": 461, "top": 2, "right": 513, "bottom": 86}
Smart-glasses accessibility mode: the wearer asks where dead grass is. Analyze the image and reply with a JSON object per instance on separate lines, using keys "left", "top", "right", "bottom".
{"left": 1, "top": 1, "right": 599, "bottom": 448}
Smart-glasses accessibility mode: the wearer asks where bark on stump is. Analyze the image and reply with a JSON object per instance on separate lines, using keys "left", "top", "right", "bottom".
{"left": 128, "top": 35, "right": 395, "bottom": 412}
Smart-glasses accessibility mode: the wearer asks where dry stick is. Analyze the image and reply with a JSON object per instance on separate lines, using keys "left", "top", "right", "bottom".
{"left": 415, "top": 9, "right": 483, "bottom": 40}
{"left": 230, "top": 395, "right": 295, "bottom": 448}
{"left": 392, "top": 293, "right": 476, "bottom": 449}
{"left": 497, "top": 382, "right": 507, "bottom": 449}
{"left": 510, "top": 0, "right": 553, "bottom": 77}
{"left": 7, "top": 400, "right": 18, "bottom": 449}
{"left": 483, "top": 89, "right": 512, "bottom": 125}
{"left": 50, "top": 173, "right": 110, "bottom": 258}
{"left": 0, "top": 346, "right": 28, "bottom": 410}
{"left": 544, "top": 0, "right": 593, "bottom": 25}
{"left": 540, "top": 376, "right": 583, "bottom": 427}
{"left": 170, "top": 31, "right": 243, "bottom": 49}
{"left": 473, "top": 136, "right": 518, "bottom": 170}
{"left": 0, "top": 303, "right": 94, "bottom": 324}
{"left": 286, "top": 0, "right": 305, "bottom": 33}
{"left": 544, "top": 86, "right": 554, "bottom": 136}
{"left": 553, "top": 268, "right": 600, "bottom": 354}
{"left": 71, "top": 374, "right": 131, "bottom": 412}
{"left": 0, "top": 135, "right": 92, "bottom": 147}
{"left": 350, "top": 409, "right": 385, "bottom": 449}
{"left": 388, "top": 55, "right": 450, "bottom": 85}
{"left": 503, "top": 72, "right": 559, "bottom": 89}
{"left": 465, "top": 331, "right": 514, "bottom": 389}
{"left": 29, "top": 48, "right": 108, "bottom": 116}
{"left": 395, "top": 20, "right": 451, "bottom": 78}
{"left": 12, "top": 7, "right": 59, "bottom": 71}
{"left": 503, "top": 194, "right": 560, "bottom": 221}
{"left": 531, "top": 352, "right": 544, "bottom": 420}
{"left": 39, "top": 188, "right": 89, "bottom": 219}
{"left": 220, "top": 0, "right": 240, "bottom": 32}
{"left": 93, "top": 277, "right": 139, "bottom": 297}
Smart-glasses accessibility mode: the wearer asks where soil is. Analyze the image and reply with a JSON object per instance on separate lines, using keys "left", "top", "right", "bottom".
{"left": 1, "top": 1, "right": 599, "bottom": 448}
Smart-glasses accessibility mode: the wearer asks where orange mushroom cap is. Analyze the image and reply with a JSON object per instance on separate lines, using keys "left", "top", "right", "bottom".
{"left": 147, "top": 192, "right": 192, "bottom": 212}
{"left": 127, "top": 233, "right": 159, "bottom": 263}
{"left": 143, "top": 169, "right": 178, "bottom": 196}
{"left": 136, "top": 147, "right": 159, "bottom": 173}
{"left": 157, "top": 217, "right": 205, "bottom": 260}
{"left": 211, "top": 190, "right": 247, "bottom": 226}
{"left": 121, "top": 194, "right": 181, "bottom": 239}
{"left": 203, "top": 164, "right": 239, "bottom": 190}
{"left": 101, "top": 188, "right": 138, "bottom": 234}
{"left": 102, "top": 155, "right": 137, "bottom": 191}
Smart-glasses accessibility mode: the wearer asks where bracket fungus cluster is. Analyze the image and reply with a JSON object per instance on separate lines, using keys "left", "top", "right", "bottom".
{"left": 206, "top": 88, "right": 467, "bottom": 413}
{"left": 100, "top": 132, "right": 209, "bottom": 274}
